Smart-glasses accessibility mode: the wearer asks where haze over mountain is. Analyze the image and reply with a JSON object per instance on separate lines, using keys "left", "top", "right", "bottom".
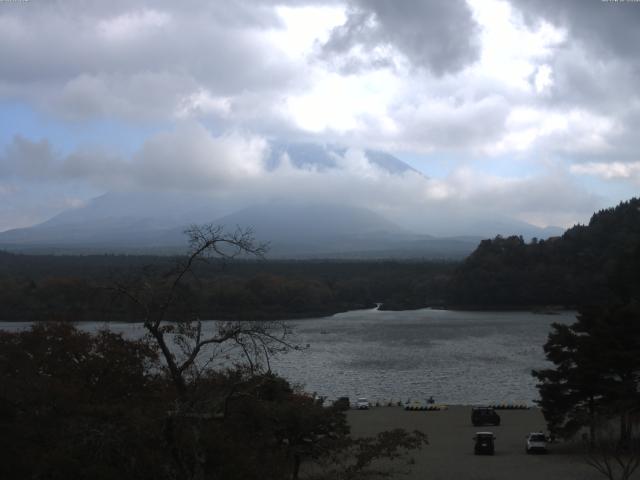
{"left": 0, "top": 142, "right": 563, "bottom": 257}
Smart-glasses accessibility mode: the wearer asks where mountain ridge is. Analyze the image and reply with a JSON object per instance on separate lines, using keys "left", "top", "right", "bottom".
{"left": 0, "top": 142, "right": 564, "bottom": 257}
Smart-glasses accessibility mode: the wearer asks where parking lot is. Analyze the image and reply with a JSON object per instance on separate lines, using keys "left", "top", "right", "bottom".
{"left": 347, "top": 406, "right": 610, "bottom": 480}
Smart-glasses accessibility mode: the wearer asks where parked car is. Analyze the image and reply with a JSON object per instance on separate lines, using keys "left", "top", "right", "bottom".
{"left": 355, "top": 397, "right": 370, "bottom": 410}
{"left": 333, "top": 396, "right": 350, "bottom": 411}
{"left": 525, "top": 432, "right": 548, "bottom": 454}
{"left": 471, "top": 407, "right": 501, "bottom": 426}
{"left": 473, "top": 432, "right": 496, "bottom": 455}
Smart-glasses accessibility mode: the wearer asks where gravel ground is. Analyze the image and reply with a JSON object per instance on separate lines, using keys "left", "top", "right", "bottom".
{"left": 346, "top": 406, "right": 626, "bottom": 480}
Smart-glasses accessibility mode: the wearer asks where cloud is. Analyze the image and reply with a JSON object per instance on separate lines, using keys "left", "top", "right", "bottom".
{"left": 0, "top": 0, "right": 633, "bottom": 161}
{"left": 131, "top": 125, "right": 268, "bottom": 190}
{"left": 0, "top": 125, "right": 269, "bottom": 191}
{"left": 0, "top": 0, "right": 637, "bottom": 233}
{"left": 0, "top": 124, "right": 601, "bottom": 232}
{"left": 97, "top": 9, "right": 171, "bottom": 42}
{"left": 488, "top": 107, "right": 619, "bottom": 156}
{"left": 1, "top": 136, "right": 55, "bottom": 180}
{"left": 50, "top": 72, "right": 203, "bottom": 121}
{"left": 0, "top": 1, "right": 299, "bottom": 121}
{"left": 571, "top": 162, "right": 640, "bottom": 183}
{"left": 511, "top": 0, "right": 640, "bottom": 61}
{"left": 318, "top": 0, "right": 481, "bottom": 75}
{"left": 389, "top": 94, "right": 511, "bottom": 153}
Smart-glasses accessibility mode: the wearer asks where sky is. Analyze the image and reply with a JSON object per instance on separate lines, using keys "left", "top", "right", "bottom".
{"left": 1, "top": 0, "right": 639, "bottom": 233}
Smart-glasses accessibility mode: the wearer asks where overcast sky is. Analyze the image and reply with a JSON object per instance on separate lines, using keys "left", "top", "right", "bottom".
{"left": 1, "top": 0, "right": 639, "bottom": 232}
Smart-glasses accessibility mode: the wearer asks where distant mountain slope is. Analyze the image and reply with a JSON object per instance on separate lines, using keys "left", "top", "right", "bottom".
{"left": 0, "top": 141, "right": 562, "bottom": 257}
{"left": 0, "top": 198, "right": 481, "bottom": 258}
{"left": 206, "top": 202, "right": 481, "bottom": 258}
{"left": 35, "top": 191, "right": 228, "bottom": 230}
{"left": 0, "top": 193, "right": 561, "bottom": 258}
{"left": 449, "top": 197, "right": 640, "bottom": 307}
{"left": 215, "top": 202, "right": 402, "bottom": 241}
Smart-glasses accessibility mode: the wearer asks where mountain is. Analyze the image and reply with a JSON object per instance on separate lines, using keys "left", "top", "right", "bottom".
{"left": 0, "top": 194, "right": 563, "bottom": 258}
{"left": 0, "top": 190, "right": 227, "bottom": 250}
{"left": 0, "top": 192, "right": 562, "bottom": 257}
{"left": 0, "top": 142, "right": 563, "bottom": 257}
{"left": 36, "top": 190, "right": 228, "bottom": 229}
{"left": 0, "top": 199, "right": 481, "bottom": 258}
{"left": 217, "top": 202, "right": 400, "bottom": 240}
{"left": 207, "top": 202, "right": 481, "bottom": 258}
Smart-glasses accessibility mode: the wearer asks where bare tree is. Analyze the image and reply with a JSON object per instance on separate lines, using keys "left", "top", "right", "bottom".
{"left": 584, "top": 418, "right": 640, "bottom": 480}
{"left": 114, "top": 224, "right": 296, "bottom": 395}
{"left": 113, "top": 224, "right": 300, "bottom": 479}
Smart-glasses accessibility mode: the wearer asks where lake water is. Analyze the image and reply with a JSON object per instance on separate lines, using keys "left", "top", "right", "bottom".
{"left": 277, "top": 308, "right": 575, "bottom": 405}
{"left": 0, "top": 308, "right": 575, "bottom": 406}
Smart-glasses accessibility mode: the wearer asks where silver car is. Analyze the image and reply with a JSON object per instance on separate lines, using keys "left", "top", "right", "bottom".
{"left": 526, "top": 432, "right": 548, "bottom": 454}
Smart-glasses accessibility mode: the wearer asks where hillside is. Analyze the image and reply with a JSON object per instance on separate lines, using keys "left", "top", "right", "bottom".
{"left": 448, "top": 197, "right": 640, "bottom": 308}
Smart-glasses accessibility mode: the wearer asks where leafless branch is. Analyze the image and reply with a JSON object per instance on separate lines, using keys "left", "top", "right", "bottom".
{"left": 584, "top": 426, "right": 640, "bottom": 480}
{"left": 110, "top": 223, "right": 296, "bottom": 399}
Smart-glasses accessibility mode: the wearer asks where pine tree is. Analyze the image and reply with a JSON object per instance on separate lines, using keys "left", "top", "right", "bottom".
{"left": 533, "top": 301, "right": 640, "bottom": 444}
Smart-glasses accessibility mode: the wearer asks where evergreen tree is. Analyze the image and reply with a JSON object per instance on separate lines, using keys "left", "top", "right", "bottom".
{"left": 533, "top": 302, "right": 640, "bottom": 444}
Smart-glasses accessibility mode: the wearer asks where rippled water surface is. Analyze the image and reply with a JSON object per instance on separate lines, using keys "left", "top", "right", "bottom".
{"left": 275, "top": 308, "right": 575, "bottom": 405}
{"left": 0, "top": 308, "right": 575, "bottom": 405}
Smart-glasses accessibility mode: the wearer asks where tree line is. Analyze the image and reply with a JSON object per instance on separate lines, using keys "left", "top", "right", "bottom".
{"left": 448, "top": 198, "right": 640, "bottom": 308}
{"left": 0, "top": 252, "right": 454, "bottom": 322}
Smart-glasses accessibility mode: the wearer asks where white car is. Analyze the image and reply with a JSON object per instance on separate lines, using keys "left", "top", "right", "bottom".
{"left": 355, "top": 397, "right": 370, "bottom": 410}
{"left": 526, "top": 432, "right": 548, "bottom": 454}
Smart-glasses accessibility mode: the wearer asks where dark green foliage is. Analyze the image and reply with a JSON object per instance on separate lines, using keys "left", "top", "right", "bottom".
{"left": 0, "top": 256, "right": 455, "bottom": 321}
{"left": 449, "top": 197, "right": 640, "bottom": 308}
{"left": 0, "top": 323, "right": 426, "bottom": 480}
{"left": 533, "top": 302, "right": 640, "bottom": 442}
{"left": 0, "top": 323, "right": 166, "bottom": 480}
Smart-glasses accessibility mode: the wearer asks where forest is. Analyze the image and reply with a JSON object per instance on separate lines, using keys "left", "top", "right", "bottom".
{"left": 0, "top": 251, "right": 454, "bottom": 322}
{"left": 448, "top": 197, "right": 640, "bottom": 309}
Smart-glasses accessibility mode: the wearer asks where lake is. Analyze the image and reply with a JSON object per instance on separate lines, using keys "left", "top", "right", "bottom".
{"left": 0, "top": 308, "right": 575, "bottom": 405}
{"left": 277, "top": 308, "right": 575, "bottom": 405}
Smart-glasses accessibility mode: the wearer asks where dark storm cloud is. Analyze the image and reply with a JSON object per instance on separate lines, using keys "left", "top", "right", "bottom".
{"left": 511, "top": 0, "right": 640, "bottom": 60}
{"left": 319, "top": 0, "right": 481, "bottom": 75}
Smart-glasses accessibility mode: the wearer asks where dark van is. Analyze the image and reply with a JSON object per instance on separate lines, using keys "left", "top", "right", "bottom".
{"left": 473, "top": 432, "right": 496, "bottom": 455}
{"left": 471, "top": 407, "right": 501, "bottom": 426}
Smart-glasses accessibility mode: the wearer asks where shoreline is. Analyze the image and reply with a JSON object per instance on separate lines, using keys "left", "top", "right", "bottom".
{"left": 0, "top": 303, "right": 577, "bottom": 323}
